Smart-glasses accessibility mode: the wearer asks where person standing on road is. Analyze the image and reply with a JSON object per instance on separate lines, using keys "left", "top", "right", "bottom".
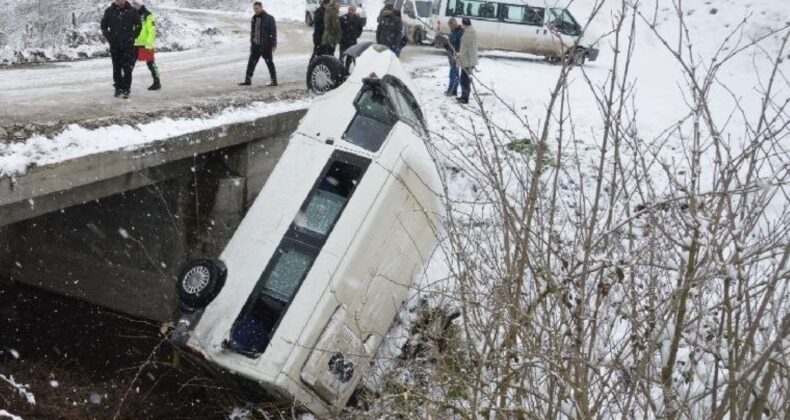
{"left": 101, "top": 0, "right": 141, "bottom": 99}
{"left": 322, "top": 1, "right": 342, "bottom": 57}
{"left": 376, "top": 4, "right": 402, "bottom": 56}
{"left": 339, "top": 4, "right": 363, "bottom": 69}
{"left": 456, "top": 17, "right": 478, "bottom": 104}
{"left": 239, "top": 1, "right": 278, "bottom": 86}
{"left": 444, "top": 17, "right": 463, "bottom": 96}
{"left": 393, "top": 9, "right": 407, "bottom": 57}
{"left": 311, "top": 0, "right": 329, "bottom": 60}
{"left": 131, "top": 0, "right": 160, "bottom": 91}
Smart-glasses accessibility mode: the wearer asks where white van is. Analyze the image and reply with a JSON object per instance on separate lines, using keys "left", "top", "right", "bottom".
{"left": 428, "top": 0, "right": 599, "bottom": 64}
{"left": 305, "top": 0, "right": 369, "bottom": 28}
{"left": 392, "top": 0, "right": 434, "bottom": 44}
{"left": 171, "top": 45, "right": 441, "bottom": 415}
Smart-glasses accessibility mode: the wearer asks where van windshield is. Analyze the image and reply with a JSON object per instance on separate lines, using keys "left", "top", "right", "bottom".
{"left": 549, "top": 8, "right": 582, "bottom": 36}
{"left": 415, "top": 1, "right": 432, "bottom": 17}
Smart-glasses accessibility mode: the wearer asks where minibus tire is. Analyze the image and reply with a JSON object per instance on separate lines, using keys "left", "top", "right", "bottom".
{"left": 307, "top": 55, "right": 348, "bottom": 95}
{"left": 566, "top": 47, "right": 587, "bottom": 66}
{"left": 177, "top": 259, "right": 227, "bottom": 309}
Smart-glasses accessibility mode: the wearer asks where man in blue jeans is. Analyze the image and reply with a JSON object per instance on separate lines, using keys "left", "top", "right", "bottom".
{"left": 445, "top": 17, "right": 463, "bottom": 96}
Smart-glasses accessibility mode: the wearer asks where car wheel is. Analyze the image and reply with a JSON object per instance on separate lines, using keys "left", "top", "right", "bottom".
{"left": 177, "top": 259, "right": 227, "bottom": 309}
{"left": 306, "top": 12, "right": 313, "bottom": 27}
{"left": 306, "top": 55, "right": 348, "bottom": 95}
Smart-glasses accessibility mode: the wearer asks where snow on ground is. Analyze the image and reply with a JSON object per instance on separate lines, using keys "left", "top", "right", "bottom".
{"left": 0, "top": 98, "right": 309, "bottom": 176}
{"left": 0, "top": 373, "right": 36, "bottom": 406}
{"left": 0, "top": 410, "right": 23, "bottom": 420}
{"left": 0, "top": 0, "right": 305, "bottom": 65}
{"left": 164, "top": 0, "right": 305, "bottom": 22}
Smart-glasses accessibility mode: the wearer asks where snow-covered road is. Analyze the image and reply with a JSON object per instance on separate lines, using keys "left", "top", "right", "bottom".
{"left": 0, "top": 6, "right": 447, "bottom": 131}
{"left": 0, "top": 8, "right": 314, "bottom": 127}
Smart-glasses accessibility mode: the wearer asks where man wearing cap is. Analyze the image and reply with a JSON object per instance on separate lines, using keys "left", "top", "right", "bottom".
{"left": 101, "top": 0, "right": 141, "bottom": 98}
{"left": 239, "top": 1, "right": 278, "bottom": 86}
{"left": 131, "top": 0, "right": 161, "bottom": 91}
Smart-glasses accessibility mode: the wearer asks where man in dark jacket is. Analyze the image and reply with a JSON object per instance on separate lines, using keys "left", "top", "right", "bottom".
{"left": 239, "top": 1, "right": 277, "bottom": 86}
{"left": 101, "top": 0, "right": 141, "bottom": 99}
{"left": 311, "top": 0, "right": 330, "bottom": 60}
{"left": 445, "top": 17, "right": 463, "bottom": 96}
{"left": 376, "top": 4, "right": 402, "bottom": 56}
{"left": 339, "top": 5, "right": 364, "bottom": 69}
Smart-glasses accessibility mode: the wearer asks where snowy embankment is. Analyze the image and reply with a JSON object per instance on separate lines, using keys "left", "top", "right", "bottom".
{"left": 0, "top": 98, "right": 309, "bottom": 177}
{"left": 366, "top": 0, "right": 789, "bottom": 417}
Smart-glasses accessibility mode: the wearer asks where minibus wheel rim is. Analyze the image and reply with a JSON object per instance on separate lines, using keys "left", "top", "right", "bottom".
{"left": 183, "top": 265, "right": 211, "bottom": 294}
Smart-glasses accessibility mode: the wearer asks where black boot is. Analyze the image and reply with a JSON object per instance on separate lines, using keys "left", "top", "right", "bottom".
{"left": 122, "top": 90, "right": 130, "bottom": 99}
{"left": 148, "top": 79, "right": 161, "bottom": 91}
{"left": 267, "top": 80, "right": 278, "bottom": 87}
{"left": 114, "top": 88, "right": 122, "bottom": 98}
{"left": 238, "top": 77, "right": 252, "bottom": 86}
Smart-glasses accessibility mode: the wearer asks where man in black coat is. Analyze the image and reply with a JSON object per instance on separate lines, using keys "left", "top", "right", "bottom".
{"left": 339, "top": 4, "right": 364, "bottom": 70}
{"left": 101, "top": 0, "right": 141, "bottom": 99}
{"left": 239, "top": 1, "right": 278, "bottom": 86}
{"left": 376, "top": 4, "right": 402, "bottom": 56}
{"left": 311, "top": 0, "right": 330, "bottom": 60}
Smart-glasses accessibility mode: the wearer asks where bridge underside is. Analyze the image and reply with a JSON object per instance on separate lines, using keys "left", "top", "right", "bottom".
{"left": 0, "top": 110, "right": 305, "bottom": 321}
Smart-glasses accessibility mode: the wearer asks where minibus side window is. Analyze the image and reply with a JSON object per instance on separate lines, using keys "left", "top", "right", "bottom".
{"left": 344, "top": 88, "right": 398, "bottom": 152}
{"left": 229, "top": 153, "right": 370, "bottom": 357}
{"left": 445, "top": 0, "right": 463, "bottom": 16}
{"left": 500, "top": 4, "right": 544, "bottom": 26}
{"left": 447, "top": 0, "right": 497, "bottom": 20}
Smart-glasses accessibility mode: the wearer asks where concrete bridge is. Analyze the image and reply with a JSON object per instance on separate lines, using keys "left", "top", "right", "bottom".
{"left": 0, "top": 109, "right": 306, "bottom": 321}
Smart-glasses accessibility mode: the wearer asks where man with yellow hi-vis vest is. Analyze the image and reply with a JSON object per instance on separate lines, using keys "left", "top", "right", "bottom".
{"left": 131, "top": 0, "right": 161, "bottom": 91}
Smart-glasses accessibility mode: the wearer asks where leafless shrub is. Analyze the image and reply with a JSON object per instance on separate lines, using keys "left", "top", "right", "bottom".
{"left": 360, "top": 0, "right": 789, "bottom": 418}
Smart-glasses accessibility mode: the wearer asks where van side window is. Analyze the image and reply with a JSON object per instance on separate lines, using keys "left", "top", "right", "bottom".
{"left": 228, "top": 152, "right": 370, "bottom": 357}
{"left": 499, "top": 4, "right": 544, "bottom": 26}
{"left": 344, "top": 88, "right": 398, "bottom": 152}
{"left": 446, "top": 0, "right": 497, "bottom": 20}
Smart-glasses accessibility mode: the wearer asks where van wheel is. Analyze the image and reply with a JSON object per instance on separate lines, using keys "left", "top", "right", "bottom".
{"left": 305, "top": 12, "right": 314, "bottom": 27}
{"left": 307, "top": 55, "right": 348, "bottom": 95}
{"left": 177, "top": 259, "right": 227, "bottom": 309}
{"left": 566, "top": 47, "right": 587, "bottom": 66}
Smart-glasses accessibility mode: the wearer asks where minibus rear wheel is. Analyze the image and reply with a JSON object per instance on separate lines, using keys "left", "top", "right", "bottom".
{"left": 566, "top": 47, "right": 587, "bottom": 66}
{"left": 177, "top": 259, "right": 227, "bottom": 309}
